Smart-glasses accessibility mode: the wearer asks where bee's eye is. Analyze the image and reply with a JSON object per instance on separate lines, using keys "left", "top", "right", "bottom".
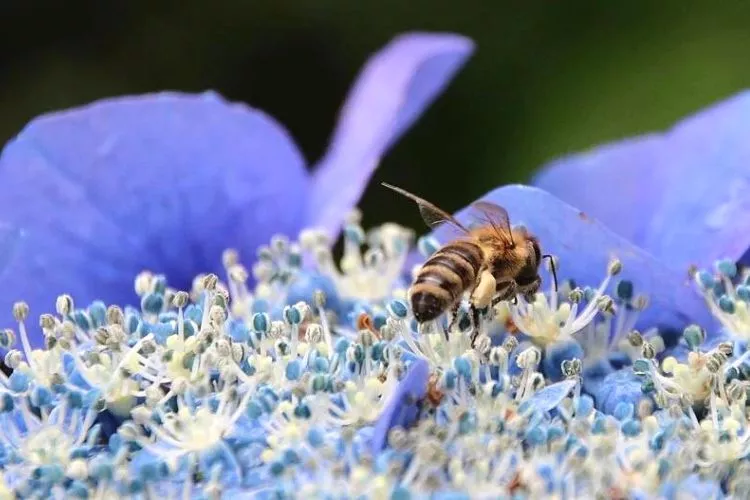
{"left": 532, "top": 241, "right": 541, "bottom": 265}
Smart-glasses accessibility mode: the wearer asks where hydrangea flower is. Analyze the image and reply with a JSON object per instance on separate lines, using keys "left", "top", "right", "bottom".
{"left": 3, "top": 32, "right": 750, "bottom": 498}
{"left": 0, "top": 32, "right": 474, "bottom": 349}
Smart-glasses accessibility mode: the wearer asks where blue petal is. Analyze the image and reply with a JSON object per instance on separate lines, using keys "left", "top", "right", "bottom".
{"left": 586, "top": 368, "right": 645, "bottom": 415}
{"left": 0, "top": 91, "right": 308, "bottom": 347}
{"left": 0, "top": 223, "right": 23, "bottom": 280}
{"left": 533, "top": 134, "right": 666, "bottom": 247}
{"left": 519, "top": 379, "right": 577, "bottom": 415}
{"left": 416, "top": 185, "right": 712, "bottom": 334}
{"left": 371, "top": 356, "right": 429, "bottom": 453}
{"left": 643, "top": 90, "right": 750, "bottom": 270}
{"left": 536, "top": 90, "right": 750, "bottom": 275}
{"left": 309, "top": 32, "right": 474, "bottom": 237}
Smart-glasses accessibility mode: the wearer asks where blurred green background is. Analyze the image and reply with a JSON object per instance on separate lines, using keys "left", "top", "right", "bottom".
{"left": 2, "top": 0, "right": 750, "bottom": 232}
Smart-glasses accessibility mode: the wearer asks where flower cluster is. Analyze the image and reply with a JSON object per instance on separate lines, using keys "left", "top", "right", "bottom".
{"left": 2, "top": 27, "right": 750, "bottom": 499}
{"left": 0, "top": 216, "right": 749, "bottom": 498}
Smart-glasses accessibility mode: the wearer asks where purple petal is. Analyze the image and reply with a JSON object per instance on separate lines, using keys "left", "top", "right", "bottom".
{"left": 423, "top": 185, "right": 713, "bottom": 333}
{"left": 0, "top": 223, "right": 23, "bottom": 279}
{"left": 519, "top": 379, "right": 577, "bottom": 415}
{"left": 371, "top": 356, "right": 429, "bottom": 453}
{"left": 0, "top": 91, "right": 308, "bottom": 347}
{"left": 308, "top": 32, "right": 474, "bottom": 236}
{"left": 643, "top": 90, "right": 750, "bottom": 270}
{"left": 532, "top": 134, "right": 669, "bottom": 247}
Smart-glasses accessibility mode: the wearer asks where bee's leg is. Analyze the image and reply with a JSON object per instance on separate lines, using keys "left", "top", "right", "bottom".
{"left": 445, "top": 302, "right": 461, "bottom": 341}
{"left": 469, "top": 304, "right": 482, "bottom": 348}
{"left": 491, "top": 279, "right": 518, "bottom": 307}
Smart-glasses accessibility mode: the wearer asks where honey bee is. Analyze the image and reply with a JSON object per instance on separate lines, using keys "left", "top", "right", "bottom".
{"left": 382, "top": 183, "right": 557, "bottom": 340}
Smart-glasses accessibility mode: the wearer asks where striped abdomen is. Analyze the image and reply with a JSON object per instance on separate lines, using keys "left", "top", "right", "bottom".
{"left": 410, "top": 240, "right": 484, "bottom": 323}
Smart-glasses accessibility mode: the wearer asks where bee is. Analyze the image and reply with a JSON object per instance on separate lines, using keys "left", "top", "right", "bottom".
{"left": 382, "top": 183, "right": 557, "bottom": 341}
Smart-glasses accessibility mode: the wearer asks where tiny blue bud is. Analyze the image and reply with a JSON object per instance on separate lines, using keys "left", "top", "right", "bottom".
{"left": 615, "top": 280, "right": 634, "bottom": 301}
{"left": 719, "top": 295, "right": 736, "bottom": 314}
{"left": 72, "top": 311, "right": 91, "bottom": 331}
{"left": 442, "top": 369, "right": 458, "bottom": 390}
{"left": 269, "top": 461, "right": 285, "bottom": 477}
{"left": 88, "top": 301, "right": 107, "bottom": 328}
{"left": 294, "top": 403, "right": 311, "bottom": 419}
{"left": 453, "top": 357, "right": 472, "bottom": 378}
{"left": 246, "top": 401, "right": 263, "bottom": 419}
{"left": 307, "top": 428, "right": 324, "bottom": 448}
{"left": 738, "top": 285, "right": 750, "bottom": 302}
{"left": 0, "top": 329, "right": 13, "bottom": 348}
{"left": 613, "top": 402, "right": 634, "bottom": 421}
{"left": 372, "top": 313, "right": 387, "bottom": 330}
{"left": 313, "top": 357, "right": 329, "bottom": 373}
{"left": 335, "top": 337, "right": 350, "bottom": 354}
{"left": 285, "top": 360, "right": 302, "bottom": 381}
{"left": 716, "top": 259, "right": 738, "bottom": 278}
{"left": 683, "top": 324, "right": 706, "bottom": 349}
{"left": 30, "top": 386, "right": 53, "bottom": 407}
{"left": 696, "top": 270, "right": 714, "bottom": 289}
{"left": 417, "top": 235, "right": 441, "bottom": 257}
{"left": 621, "top": 419, "right": 641, "bottom": 437}
{"left": 283, "top": 305, "right": 302, "bottom": 325}
{"left": 140, "top": 293, "right": 164, "bottom": 315}
{"left": 649, "top": 431, "right": 665, "bottom": 451}
{"left": 8, "top": 371, "right": 29, "bottom": 393}
{"left": 575, "top": 395, "right": 594, "bottom": 417}
{"left": 282, "top": 448, "right": 300, "bottom": 465}
{"left": 388, "top": 299, "right": 409, "bottom": 319}
{"left": 2, "top": 393, "right": 16, "bottom": 412}
{"left": 524, "top": 426, "right": 547, "bottom": 446}
{"left": 252, "top": 313, "right": 270, "bottom": 333}
{"left": 547, "top": 426, "right": 564, "bottom": 442}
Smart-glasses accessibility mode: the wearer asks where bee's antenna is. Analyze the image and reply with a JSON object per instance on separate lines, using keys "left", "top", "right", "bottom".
{"left": 542, "top": 254, "right": 559, "bottom": 292}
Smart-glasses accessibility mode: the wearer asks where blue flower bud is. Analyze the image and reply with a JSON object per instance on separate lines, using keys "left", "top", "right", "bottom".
{"left": 575, "top": 395, "right": 594, "bottom": 417}
{"left": 283, "top": 305, "right": 302, "bottom": 325}
{"left": 683, "top": 324, "right": 706, "bottom": 349}
{"left": 621, "top": 419, "right": 641, "bottom": 436}
{"left": 335, "top": 338, "right": 350, "bottom": 354}
{"left": 307, "top": 428, "right": 324, "bottom": 448}
{"left": 269, "top": 461, "right": 285, "bottom": 477}
{"left": 140, "top": 293, "right": 164, "bottom": 315}
{"left": 313, "top": 357, "right": 329, "bottom": 373}
{"left": 8, "top": 371, "right": 29, "bottom": 393}
{"left": 285, "top": 360, "right": 302, "bottom": 381}
{"left": 696, "top": 270, "right": 714, "bottom": 289}
{"left": 87, "top": 301, "right": 107, "bottom": 328}
{"left": 417, "top": 235, "right": 441, "bottom": 257}
{"left": 615, "top": 280, "right": 634, "bottom": 301}
{"left": 613, "top": 402, "right": 634, "bottom": 421}
{"left": 715, "top": 258, "right": 738, "bottom": 278}
{"left": 252, "top": 313, "right": 270, "bottom": 333}
{"left": 453, "top": 357, "right": 472, "bottom": 378}
{"left": 719, "top": 294, "right": 736, "bottom": 314}
{"left": 282, "top": 448, "right": 300, "bottom": 465}
{"left": 738, "top": 285, "right": 750, "bottom": 302}
{"left": 388, "top": 299, "right": 408, "bottom": 319}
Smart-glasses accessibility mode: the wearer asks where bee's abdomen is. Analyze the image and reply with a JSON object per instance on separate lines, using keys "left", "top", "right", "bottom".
{"left": 410, "top": 241, "right": 483, "bottom": 323}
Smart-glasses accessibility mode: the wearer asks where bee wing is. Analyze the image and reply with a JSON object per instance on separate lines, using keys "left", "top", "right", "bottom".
{"left": 381, "top": 183, "right": 470, "bottom": 235}
{"left": 470, "top": 200, "right": 516, "bottom": 246}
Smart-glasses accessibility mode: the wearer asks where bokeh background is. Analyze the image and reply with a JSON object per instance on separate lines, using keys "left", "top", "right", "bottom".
{"left": 3, "top": 0, "right": 750, "bottom": 232}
